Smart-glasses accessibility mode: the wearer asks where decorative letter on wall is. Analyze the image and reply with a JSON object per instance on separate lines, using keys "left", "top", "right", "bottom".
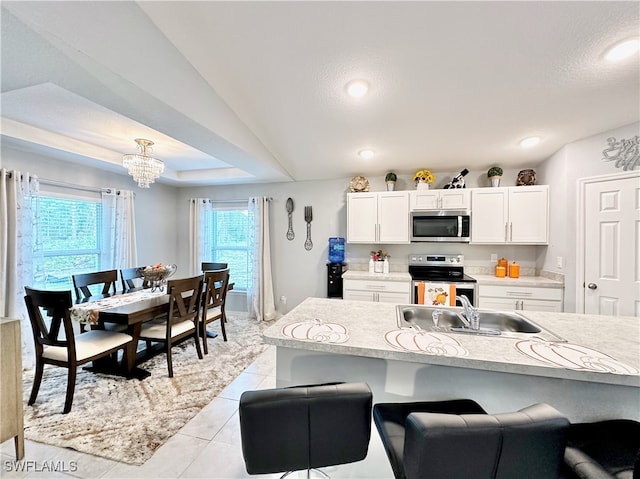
{"left": 602, "top": 135, "right": 639, "bottom": 171}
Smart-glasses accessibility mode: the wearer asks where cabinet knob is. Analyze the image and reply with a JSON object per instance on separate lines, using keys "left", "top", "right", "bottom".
{"left": 587, "top": 282, "right": 598, "bottom": 290}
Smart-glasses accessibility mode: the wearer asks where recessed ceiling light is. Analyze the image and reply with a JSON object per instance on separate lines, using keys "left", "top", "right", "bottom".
{"left": 605, "top": 37, "right": 640, "bottom": 62}
{"left": 519, "top": 136, "right": 541, "bottom": 149}
{"left": 346, "top": 80, "right": 369, "bottom": 98}
{"left": 358, "top": 149, "right": 375, "bottom": 159}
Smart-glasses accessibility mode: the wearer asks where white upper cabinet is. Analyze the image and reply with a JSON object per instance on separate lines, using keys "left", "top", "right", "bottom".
{"left": 410, "top": 189, "right": 470, "bottom": 211}
{"left": 347, "top": 191, "right": 410, "bottom": 244}
{"left": 471, "top": 186, "right": 549, "bottom": 244}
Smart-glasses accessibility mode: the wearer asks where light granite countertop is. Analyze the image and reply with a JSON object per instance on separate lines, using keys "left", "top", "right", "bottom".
{"left": 470, "top": 274, "right": 564, "bottom": 288}
{"left": 263, "top": 297, "right": 639, "bottom": 388}
{"left": 342, "top": 270, "right": 412, "bottom": 282}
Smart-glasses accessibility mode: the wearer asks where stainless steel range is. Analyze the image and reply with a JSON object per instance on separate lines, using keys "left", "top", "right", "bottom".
{"left": 408, "top": 254, "right": 477, "bottom": 306}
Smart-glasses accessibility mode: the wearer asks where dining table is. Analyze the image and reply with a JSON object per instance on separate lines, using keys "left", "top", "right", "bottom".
{"left": 69, "top": 281, "right": 235, "bottom": 379}
{"left": 70, "top": 288, "right": 170, "bottom": 379}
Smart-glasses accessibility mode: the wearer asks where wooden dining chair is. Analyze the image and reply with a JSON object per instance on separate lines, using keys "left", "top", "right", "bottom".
{"left": 120, "top": 267, "right": 150, "bottom": 291}
{"left": 24, "top": 287, "right": 133, "bottom": 414}
{"left": 138, "top": 275, "right": 204, "bottom": 377}
{"left": 201, "top": 262, "right": 228, "bottom": 272}
{"left": 201, "top": 269, "right": 230, "bottom": 351}
{"left": 72, "top": 269, "right": 118, "bottom": 301}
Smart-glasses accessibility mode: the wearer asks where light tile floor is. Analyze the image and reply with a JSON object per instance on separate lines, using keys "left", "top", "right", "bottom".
{"left": 1, "top": 346, "right": 394, "bottom": 479}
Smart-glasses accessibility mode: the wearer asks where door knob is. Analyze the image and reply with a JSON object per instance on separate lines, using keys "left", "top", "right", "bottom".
{"left": 587, "top": 283, "right": 598, "bottom": 290}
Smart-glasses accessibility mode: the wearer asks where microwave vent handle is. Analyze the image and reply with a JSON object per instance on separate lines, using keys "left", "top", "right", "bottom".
{"left": 458, "top": 216, "right": 462, "bottom": 237}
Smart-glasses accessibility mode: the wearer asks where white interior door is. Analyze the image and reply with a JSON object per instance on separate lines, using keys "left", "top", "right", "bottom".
{"left": 584, "top": 175, "right": 640, "bottom": 316}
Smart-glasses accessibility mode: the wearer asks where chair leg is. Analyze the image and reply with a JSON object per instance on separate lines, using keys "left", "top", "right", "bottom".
{"left": 220, "top": 316, "right": 228, "bottom": 342}
{"left": 195, "top": 331, "right": 203, "bottom": 360}
{"left": 63, "top": 366, "right": 77, "bottom": 414}
{"left": 166, "top": 343, "right": 174, "bottom": 378}
{"left": 28, "top": 360, "right": 44, "bottom": 406}
{"left": 202, "top": 321, "right": 209, "bottom": 355}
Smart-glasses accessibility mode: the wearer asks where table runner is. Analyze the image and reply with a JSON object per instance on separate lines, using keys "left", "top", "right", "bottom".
{"left": 69, "top": 289, "right": 167, "bottom": 325}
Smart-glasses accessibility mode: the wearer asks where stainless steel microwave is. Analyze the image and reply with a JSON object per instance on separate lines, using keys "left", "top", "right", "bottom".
{"left": 410, "top": 210, "right": 471, "bottom": 242}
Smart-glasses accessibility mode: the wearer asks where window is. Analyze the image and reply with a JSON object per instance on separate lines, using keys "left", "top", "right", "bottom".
{"left": 32, "top": 194, "right": 103, "bottom": 291}
{"left": 210, "top": 204, "right": 249, "bottom": 290}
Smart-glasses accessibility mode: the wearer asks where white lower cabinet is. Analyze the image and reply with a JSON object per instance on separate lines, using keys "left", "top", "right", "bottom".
{"left": 343, "top": 279, "right": 411, "bottom": 304}
{"left": 478, "top": 284, "right": 563, "bottom": 312}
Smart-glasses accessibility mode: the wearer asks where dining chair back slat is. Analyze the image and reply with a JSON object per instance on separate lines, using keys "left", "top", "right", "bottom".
{"left": 201, "top": 269, "right": 230, "bottom": 351}
{"left": 120, "top": 267, "right": 150, "bottom": 291}
{"left": 201, "top": 262, "right": 228, "bottom": 272}
{"left": 139, "top": 275, "right": 204, "bottom": 377}
{"left": 72, "top": 270, "right": 118, "bottom": 301}
{"left": 24, "top": 287, "right": 133, "bottom": 414}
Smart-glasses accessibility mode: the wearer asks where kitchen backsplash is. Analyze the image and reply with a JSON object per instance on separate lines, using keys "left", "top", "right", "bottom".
{"left": 344, "top": 260, "right": 563, "bottom": 282}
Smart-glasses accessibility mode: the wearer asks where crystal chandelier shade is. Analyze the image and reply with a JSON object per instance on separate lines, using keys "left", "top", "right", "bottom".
{"left": 122, "top": 139, "right": 164, "bottom": 188}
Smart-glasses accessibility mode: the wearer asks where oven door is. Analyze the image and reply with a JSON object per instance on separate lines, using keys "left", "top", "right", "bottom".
{"left": 412, "top": 281, "right": 476, "bottom": 307}
{"left": 411, "top": 211, "right": 470, "bottom": 242}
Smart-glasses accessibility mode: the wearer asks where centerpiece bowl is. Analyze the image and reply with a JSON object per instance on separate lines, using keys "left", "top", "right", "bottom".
{"left": 140, "top": 263, "right": 177, "bottom": 292}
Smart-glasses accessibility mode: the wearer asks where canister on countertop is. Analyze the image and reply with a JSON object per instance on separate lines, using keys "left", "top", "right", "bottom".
{"left": 495, "top": 265, "right": 507, "bottom": 277}
{"left": 497, "top": 257, "right": 508, "bottom": 269}
{"left": 509, "top": 261, "right": 520, "bottom": 278}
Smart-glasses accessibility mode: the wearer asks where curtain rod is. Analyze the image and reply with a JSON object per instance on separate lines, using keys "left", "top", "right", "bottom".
{"left": 192, "top": 197, "right": 273, "bottom": 204}
{"left": 5, "top": 173, "right": 128, "bottom": 195}
{"left": 39, "top": 178, "right": 104, "bottom": 194}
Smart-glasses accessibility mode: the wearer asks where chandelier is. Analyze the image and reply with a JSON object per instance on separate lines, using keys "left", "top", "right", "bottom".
{"left": 122, "top": 139, "right": 164, "bottom": 188}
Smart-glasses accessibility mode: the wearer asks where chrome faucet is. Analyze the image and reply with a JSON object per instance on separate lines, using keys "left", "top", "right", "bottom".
{"left": 456, "top": 295, "right": 480, "bottom": 330}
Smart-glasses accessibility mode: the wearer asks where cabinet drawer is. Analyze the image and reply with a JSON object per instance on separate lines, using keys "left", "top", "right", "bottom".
{"left": 343, "top": 279, "right": 410, "bottom": 294}
{"left": 479, "top": 284, "right": 563, "bottom": 301}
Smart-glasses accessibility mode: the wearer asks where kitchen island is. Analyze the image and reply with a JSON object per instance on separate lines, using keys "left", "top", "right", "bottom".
{"left": 263, "top": 297, "right": 639, "bottom": 422}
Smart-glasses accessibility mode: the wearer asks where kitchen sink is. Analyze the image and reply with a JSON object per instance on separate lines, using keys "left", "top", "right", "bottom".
{"left": 400, "top": 306, "right": 467, "bottom": 329}
{"left": 396, "top": 305, "right": 565, "bottom": 342}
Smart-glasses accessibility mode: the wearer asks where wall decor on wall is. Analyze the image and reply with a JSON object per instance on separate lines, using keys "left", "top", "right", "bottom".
{"left": 286, "top": 197, "right": 295, "bottom": 240}
{"left": 602, "top": 135, "right": 639, "bottom": 171}
{"left": 304, "top": 206, "right": 313, "bottom": 251}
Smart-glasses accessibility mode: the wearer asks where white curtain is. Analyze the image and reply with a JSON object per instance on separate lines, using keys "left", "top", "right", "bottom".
{"left": 1, "top": 169, "right": 39, "bottom": 367}
{"left": 247, "top": 196, "right": 276, "bottom": 321}
{"left": 101, "top": 189, "right": 137, "bottom": 269}
{"left": 188, "top": 198, "right": 213, "bottom": 276}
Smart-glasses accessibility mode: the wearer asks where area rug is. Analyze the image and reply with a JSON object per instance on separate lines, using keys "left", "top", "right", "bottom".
{"left": 21, "top": 312, "right": 269, "bottom": 465}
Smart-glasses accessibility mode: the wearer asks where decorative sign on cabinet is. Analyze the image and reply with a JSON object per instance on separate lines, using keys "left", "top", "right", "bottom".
{"left": 347, "top": 192, "right": 410, "bottom": 244}
{"left": 471, "top": 185, "right": 549, "bottom": 244}
{"left": 409, "top": 189, "right": 471, "bottom": 211}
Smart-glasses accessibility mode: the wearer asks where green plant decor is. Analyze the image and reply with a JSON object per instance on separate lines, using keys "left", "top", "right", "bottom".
{"left": 487, "top": 166, "right": 503, "bottom": 177}
{"left": 385, "top": 172, "right": 397, "bottom": 182}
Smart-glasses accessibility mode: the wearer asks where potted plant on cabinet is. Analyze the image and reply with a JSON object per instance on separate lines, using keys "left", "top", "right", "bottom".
{"left": 385, "top": 172, "right": 397, "bottom": 191}
{"left": 413, "top": 169, "right": 435, "bottom": 190}
{"left": 487, "top": 166, "right": 503, "bottom": 187}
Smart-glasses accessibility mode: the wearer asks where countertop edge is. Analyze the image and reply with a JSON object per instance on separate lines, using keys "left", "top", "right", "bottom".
{"left": 263, "top": 298, "right": 639, "bottom": 389}
{"left": 263, "top": 335, "right": 639, "bottom": 388}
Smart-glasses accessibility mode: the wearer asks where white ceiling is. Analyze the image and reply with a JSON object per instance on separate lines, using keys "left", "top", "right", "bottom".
{"left": 1, "top": 1, "right": 638, "bottom": 187}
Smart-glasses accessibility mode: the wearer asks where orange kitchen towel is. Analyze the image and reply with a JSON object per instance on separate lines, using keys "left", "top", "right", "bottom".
{"left": 449, "top": 284, "right": 457, "bottom": 306}
{"left": 417, "top": 282, "right": 425, "bottom": 304}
